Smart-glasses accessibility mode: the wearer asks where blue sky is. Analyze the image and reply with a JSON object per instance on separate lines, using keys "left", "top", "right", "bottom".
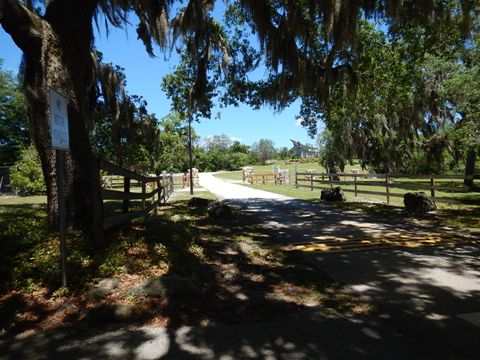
{"left": 0, "top": 12, "right": 319, "bottom": 149}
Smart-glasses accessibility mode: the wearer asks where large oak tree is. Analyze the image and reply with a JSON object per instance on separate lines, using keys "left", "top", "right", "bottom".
{"left": 0, "top": 0, "right": 213, "bottom": 236}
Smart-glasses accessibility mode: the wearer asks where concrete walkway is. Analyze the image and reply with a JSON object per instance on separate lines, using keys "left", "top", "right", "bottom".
{"left": 198, "top": 172, "right": 293, "bottom": 200}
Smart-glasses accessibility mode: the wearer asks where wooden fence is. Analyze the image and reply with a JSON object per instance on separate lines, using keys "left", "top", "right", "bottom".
{"left": 100, "top": 159, "right": 174, "bottom": 230}
{"left": 295, "top": 171, "right": 477, "bottom": 206}
{"left": 252, "top": 173, "right": 278, "bottom": 184}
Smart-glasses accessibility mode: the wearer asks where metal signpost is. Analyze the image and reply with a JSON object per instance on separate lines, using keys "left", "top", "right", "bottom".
{"left": 49, "top": 88, "right": 69, "bottom": 287}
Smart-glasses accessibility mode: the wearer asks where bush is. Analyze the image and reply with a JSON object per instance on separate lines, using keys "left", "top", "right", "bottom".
{"left": 10, "top": 145, "right": 46, "bottom": 194}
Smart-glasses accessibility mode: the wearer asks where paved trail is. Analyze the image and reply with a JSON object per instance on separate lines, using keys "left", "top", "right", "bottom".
{"left": 199, "top": 172, "right": 480, "bottom": 359}
{"left": 199, "top": 172, "right": 478, "bottom": 251}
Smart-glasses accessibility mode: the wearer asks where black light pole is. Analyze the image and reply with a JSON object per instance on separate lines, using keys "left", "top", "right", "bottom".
{"left": 188, "top": 88, "right": 194, "bottom": 196}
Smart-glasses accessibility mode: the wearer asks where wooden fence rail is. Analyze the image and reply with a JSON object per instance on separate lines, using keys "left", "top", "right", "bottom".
{"left": 100, "top": 159, "right": 174, "bottom": 230}
{"left": 295, "top": 171, "right": 477, "bottom": 206}
{"left": 251, "top": 173, "right": 278, "bottom": 184}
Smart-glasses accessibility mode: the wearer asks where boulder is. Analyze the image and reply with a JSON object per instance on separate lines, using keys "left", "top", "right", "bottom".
{"left": 207, "top": 201, "right": 233, "bottom": 219}
{"left": 86, "top": 304, "right": 138, "bottom": 323}
{"left": 404, "top": 192, "right": 437, "bottom": 213}
{"left": 129, "top": 274, "right": 199, "bottom": 298}
{"left": 87, "top": 277, "right": 119, "bottom": 301}
{"left": 188, "top": 197, "right": 211, "bottom": 208}
{"left": 320, "top": 187, "right": 346, "bottom": 202}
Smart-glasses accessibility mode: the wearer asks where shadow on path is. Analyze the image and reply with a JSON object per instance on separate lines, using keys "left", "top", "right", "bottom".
{"left": 1, "top": 310, "right": 432, "bottom": 359}
{"left": 305, "top": 244, "right": 480, "bottom": 360}
{"left": 225, "top": 198, "right": 478, "bottom": 251}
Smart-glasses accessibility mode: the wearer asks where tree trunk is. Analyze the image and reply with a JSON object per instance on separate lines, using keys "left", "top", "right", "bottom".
{"left": 1, "top": 0, "right": 103, "bottom": 239}
{"left": 464, "top": 147, "right": 476, "bottom": 188}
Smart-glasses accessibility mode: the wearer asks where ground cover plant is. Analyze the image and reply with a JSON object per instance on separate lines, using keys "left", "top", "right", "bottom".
{"left": 0, "top": 193, "right": 373, "bottom": 335}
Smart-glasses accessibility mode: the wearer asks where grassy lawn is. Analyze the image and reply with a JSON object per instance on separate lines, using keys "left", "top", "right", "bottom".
{"left": 0, "top": 193, "right": 372, "bottom": 335}
{"left": 214, "top": 160, "right": 363, "bottom": 181}
{"left": 215, "top": 164, "right": 480, "bottom": 207}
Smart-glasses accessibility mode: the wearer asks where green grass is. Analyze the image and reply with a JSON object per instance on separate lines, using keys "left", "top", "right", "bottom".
{"left": 215, "top": 160, "right": 363, "bottom": 181}
{"left": 170, "top": 189, "right": 218, "bottom": 202}
{"left": 215, "top": 165, "right": 480, "bottom": 209}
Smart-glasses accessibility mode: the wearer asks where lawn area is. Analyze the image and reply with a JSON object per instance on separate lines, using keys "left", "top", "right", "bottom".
{"left": 214, "top": 160, "right": 362, "bottom": 181}
{"left": 0, "top": 193, "right": 372, "bottom": 335}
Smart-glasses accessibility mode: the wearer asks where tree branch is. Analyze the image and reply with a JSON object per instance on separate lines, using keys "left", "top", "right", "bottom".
{"left": 0, "top": 0, "right": 42, "bottom": 60}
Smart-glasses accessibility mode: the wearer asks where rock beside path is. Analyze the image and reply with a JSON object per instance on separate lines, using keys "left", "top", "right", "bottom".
{"left": 129, "top": 274, "right": 199, "bottom": 298}
{"left": 208, "top": 201, "right": 233, "bottom": 219}
{"left": 86, "top": 304, "right": 138, "bottom": 323}
{"left": 188, "top": 197, "right": 211, "bottom": 208}
{"left": 320, "top": 187, "right": 346, "bottom": 202}
{"left": 87, "top": 278, "right": 119, "bottom": 301}
{"left": 404, "top": 192, "right": 437, "bottom": 213}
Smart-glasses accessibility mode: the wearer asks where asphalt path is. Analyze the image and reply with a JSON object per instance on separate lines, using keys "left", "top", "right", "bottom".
{"left": 199, "top": 172, "right": 480, "bottom": 359}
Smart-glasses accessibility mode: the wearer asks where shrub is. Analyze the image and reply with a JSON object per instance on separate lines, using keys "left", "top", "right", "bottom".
{"left": 10, "top": 145, "right": 45, "bottom": 194}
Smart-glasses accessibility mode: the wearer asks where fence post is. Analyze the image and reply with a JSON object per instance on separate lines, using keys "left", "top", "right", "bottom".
{"left": 152, "top": 179, "right": 158, "bottom": 215}
{"left": 123, "top": 177, "right": 131, "bottom": 214}
{"left": 385, "top": 174, "right": 390, "bottom": 204}
{"left": 141, "top": 181, "right": 146, "bottom": 211}
{"left": 354, "top": 174, "right": 358, "bottom": 197}
{"left": 311, "top": 173, "right": 314, "bottom": 191}
{"left": 430, "top": 175, "right": 435, "bottom": 198}
{"left": 92, "top": 157, "right": 103, "bottom": 243}
{"left": 295, "top": 166, "right": 298, "bottom": 188}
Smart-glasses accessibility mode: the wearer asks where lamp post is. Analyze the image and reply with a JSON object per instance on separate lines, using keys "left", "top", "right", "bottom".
{"left": 188, "top": 88, "right": 194, "bottom": 195}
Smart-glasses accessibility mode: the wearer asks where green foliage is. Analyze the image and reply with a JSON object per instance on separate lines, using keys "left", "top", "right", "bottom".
{"left": 196, "top": 146, "right": 250, "bottom": 172}
{"left": 250, "top": 139, "right": 277, "bottom": 165}
{"left": 318, "top": 129, "right": 346, "bottom": 173}
{"left": 157, "top": 112, "right": 195, "bottom": 173}
{"left": 10, "top": 145, "right": 45, "bottom": 194}
{"left": 277, "top": 146, "right": 295, "bottom": 160}
{"left": 0, "top": 60, "right": 30, "bottom": 165}
{"left": 299, "top": 19, "right": 479, "bottom": 176}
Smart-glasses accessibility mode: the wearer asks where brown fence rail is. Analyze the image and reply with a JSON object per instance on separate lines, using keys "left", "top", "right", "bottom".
{"left": 252, "top": 173, "right": 278, "bottom": 184}
{"left": 100, "top": 159, "right": 174, "bottom": 230}
{"left": 295, "top": 171, "right": 478, "bottom": 206}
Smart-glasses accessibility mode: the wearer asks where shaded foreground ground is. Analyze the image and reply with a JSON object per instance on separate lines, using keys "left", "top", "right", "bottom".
{"left": 1, "top": 311, "right": 431, "bottom": 359}
{"left": 1, "top": 195, "right": 380, "bottom": 359}
{"left": 1, "top": 177, "right": 480, "bottom": 359}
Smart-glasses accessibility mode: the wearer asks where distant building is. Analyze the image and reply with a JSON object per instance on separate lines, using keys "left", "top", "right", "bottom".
{"left": 290, "top": 139, "right": 319, "bottom": 158}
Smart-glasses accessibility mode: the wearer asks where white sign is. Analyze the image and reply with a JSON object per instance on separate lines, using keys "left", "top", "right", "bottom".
{"left": 49, "top": 88, "right": 70, "bottom": 151}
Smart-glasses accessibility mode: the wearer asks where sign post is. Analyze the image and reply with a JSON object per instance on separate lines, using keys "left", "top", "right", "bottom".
{"left": 49, "top": 88, "right": 70, "bottom": 287}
